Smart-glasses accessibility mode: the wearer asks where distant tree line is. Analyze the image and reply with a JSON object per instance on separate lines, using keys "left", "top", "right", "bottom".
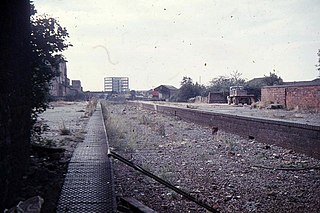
{"left": 171, "top": 70, "right": 283, "bottom": 102}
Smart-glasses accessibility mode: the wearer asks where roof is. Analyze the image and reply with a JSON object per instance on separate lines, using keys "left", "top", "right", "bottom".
{"left": 154, "top": 85, "right": 178, "bottom": 91}
{"left": 263, "top": 78, "right": 320, "bottom": 88}
{"left": 246, "top": 77, "right": 265, "bottom": 86}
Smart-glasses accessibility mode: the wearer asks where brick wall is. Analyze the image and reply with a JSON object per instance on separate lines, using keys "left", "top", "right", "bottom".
{"left": 132, "top": 102, "right": 320, "bottom": 159}
{"left": 286, "top": 86, "right": 320, "bottom": 111}
{"left": 261, "top": 87, "right": 286, "bottom": 106}
{"left": 262, "top": 85, "right": 320, "bottom": 111}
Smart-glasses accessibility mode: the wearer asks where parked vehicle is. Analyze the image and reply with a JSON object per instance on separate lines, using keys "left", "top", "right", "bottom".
{"left": 227, "top": 86, "right": 255, "bottom": 105}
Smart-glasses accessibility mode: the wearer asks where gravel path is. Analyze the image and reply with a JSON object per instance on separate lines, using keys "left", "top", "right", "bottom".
{"left": 102, "top": 101, "right": 320, "bottom": 213}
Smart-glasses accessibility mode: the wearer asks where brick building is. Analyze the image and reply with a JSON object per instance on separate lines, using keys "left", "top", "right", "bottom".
{"left": 71, "top": 80, "right": 83, "bottom": 92}
{"left": 50, "top": 61, "right": 84, "bottom": 99}
{"left": 50, "top": 61, "right": 69, "bottom": 97}
{"left": 261, "top": 79, "right": 320, "bottom": 111}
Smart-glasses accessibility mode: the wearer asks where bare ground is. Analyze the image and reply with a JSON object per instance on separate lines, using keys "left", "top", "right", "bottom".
{"left": 102, "top": 101, "right": 320, "bottom": 213}
{"left": 8, "top": 101, "right": 89, "bottom": 212}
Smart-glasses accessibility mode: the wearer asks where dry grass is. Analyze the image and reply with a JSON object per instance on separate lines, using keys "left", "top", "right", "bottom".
{"left": 102, "top": 101, "right": 137, "bottom": 152}
{"left": 85, "top": 98, "right": 98, "bottom": 116}
{"left": 59, "top": 120, "right": 70, "bottom": 135}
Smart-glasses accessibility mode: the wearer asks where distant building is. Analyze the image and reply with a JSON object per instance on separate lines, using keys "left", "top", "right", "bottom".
{"left": 50, "top": 61, "right": 69, "bottom": 97}
{"left": 71, "top": 80, "right": 83, "bottom": 92}
{"left": 153, "top": 85, "right": 178, "bottom": 100}
{"left": 50, "top": 61, "right": 85, "bottom": 100}
{"left": 104, "top": 77, "right": 129, "bottom": 93}
{"left": 261, "top": 78, "right": 320, "bottom": 111}
{"left": 207, "top": 92, "right": 227, "bottom": 103}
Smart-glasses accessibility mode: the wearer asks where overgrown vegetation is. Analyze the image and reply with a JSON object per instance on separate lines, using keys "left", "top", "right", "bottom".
{"left": 30, "top": 4, "right": 72, "bottom": 123}
{"left": 59, "top": 120, "right": 70, "bottom": 135}
{"left": 85, "top": 98, "right": 98, "bottom": 116}
{"left": 102, "top": 101, "right": 137, "bottom": 152}
{"left": 171, "top": 77, "right": 206, "bottom": 102}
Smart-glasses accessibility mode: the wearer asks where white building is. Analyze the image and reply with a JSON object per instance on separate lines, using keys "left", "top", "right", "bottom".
{"left": 104, "top": 77, "right": 129, "bottom": 93}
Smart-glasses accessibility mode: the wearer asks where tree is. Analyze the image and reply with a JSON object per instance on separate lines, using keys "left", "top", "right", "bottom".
{"left": 263, "top": 70, "right": 283, "bottom": 86}
{"left": 0, "top": 1, "right": 32, "bottom": 210}
{"left": 30, "top": 5, "right": 72, "bottom": 121}
{"left": 230, "top": 70, "right": 246, "bottom": 86}
{"left": 172, "top": 77, "right": 205, "bottom": 102}
{"left": 207, "top": 71, "right": 246, "bottom": 95}
{"left": 180, "top": 76, "right": 193, "bottom": 86}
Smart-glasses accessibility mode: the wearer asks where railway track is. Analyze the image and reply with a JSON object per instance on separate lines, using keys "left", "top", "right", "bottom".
{"left": 102, "top": 100, "right": 320, "bottom": 212}
{"left": 130, "top": 101, "right": 320, "bottom": 159}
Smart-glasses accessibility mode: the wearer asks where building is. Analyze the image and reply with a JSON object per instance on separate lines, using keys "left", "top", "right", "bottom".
{"left": 50, "top": 61, "right": 84, "bottom": 100}
{"left": 50, "top": 61, "right": 69, "bottom": 97}
{"left": 207, "top": 92, "right": 227, "bottom": 103}
{"left": 261, "top": 78, "right": 320, "bottom": 111}
{"left": 153, "top": 85, "right": 178, "bottom": 100}
{"left": 71, "top": 80, "right": 83, "bottom": 93}
{"left": 104, "top": 77, "right": 129, "bottom": 93}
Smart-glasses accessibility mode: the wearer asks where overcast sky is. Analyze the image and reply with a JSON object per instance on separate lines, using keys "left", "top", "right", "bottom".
{"left": 33, "top": 0, "right": 320, "bottom": 91}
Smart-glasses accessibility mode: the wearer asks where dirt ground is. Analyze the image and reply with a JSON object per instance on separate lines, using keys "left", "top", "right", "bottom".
{"left": 102, "top": 101, "right": 320, "bottom": 213}
{"left": 8, "top": 101, "right": 89, "bottom": 213}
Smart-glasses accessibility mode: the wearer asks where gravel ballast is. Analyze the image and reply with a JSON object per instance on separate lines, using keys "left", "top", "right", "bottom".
{"left": 102, "top": 101, "right": 320, "bottom": 213}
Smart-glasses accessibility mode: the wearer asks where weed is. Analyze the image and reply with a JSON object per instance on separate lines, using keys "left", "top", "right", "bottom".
{"left": 59, "top": 120, "right": 70, "bottom": 135}
{"left": 158, "top": 166, "right": 174, "bottom": 183}
{"left": 38, "top": 138, "right": 57, "bottom": 147}
{"left": 139, "top": 114, "right": 151, "bottom": 125}
{"left": 158, "top": 123, "right": 166, "bottom": 136}
{"left": 225, "top": 138, "right": 236, "bottom": 151}
{"left": 85, "top": 98, "right": 98, "bottom": 116}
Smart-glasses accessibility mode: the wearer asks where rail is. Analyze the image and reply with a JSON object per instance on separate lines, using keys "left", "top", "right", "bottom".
{"left": 107, "top": 150, "right": 219, "bottom": 213}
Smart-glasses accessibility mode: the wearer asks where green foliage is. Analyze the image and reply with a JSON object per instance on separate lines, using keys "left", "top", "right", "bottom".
{"left": 263, "top": 70, "right": 283, "bottom": 86}
{"left": 207, "top": 71, "right": 246, "bottom": 95}
{"left": 172, "top": 77, "right": 206, "bottom": 102}
{"left": 30, "top": 4, "right": 72, "bottom": 121}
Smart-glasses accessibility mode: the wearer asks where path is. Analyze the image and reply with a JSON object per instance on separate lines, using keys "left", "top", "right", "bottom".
{"left": 57, "top": 104, "right": 116, "bottom": 212}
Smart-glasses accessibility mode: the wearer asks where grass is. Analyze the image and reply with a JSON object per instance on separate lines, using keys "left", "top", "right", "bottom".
{"left": 85, "top": 98, "right": 98, "bottom": 116}
{"left": 139, "top": 114, "right": 152, "bottom": 125}
{"left": 158, "top": 166, "right": 175, "bottom": 183}
{"left": 59, "top": 120, "right": 71, "bottom": 135}
{"left": 157, "top": 123, "right": 166, "bottom": 136}
{"left": 101, "top": 101, "right": 137, "bottom": 153}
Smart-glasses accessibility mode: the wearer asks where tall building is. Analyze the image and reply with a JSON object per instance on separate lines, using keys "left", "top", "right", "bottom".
{"left": 50, "top": 61, "right": 69, "bottom": 97}
{"left": 104, "top": 77, "right": 129, "bottom": 93}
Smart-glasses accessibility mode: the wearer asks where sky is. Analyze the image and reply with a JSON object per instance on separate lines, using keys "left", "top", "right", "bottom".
{"left": 33, "top": 0, "right": 320, "bottom": 91}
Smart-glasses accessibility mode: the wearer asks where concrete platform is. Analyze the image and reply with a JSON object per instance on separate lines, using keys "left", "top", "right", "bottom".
{"left": 57, "top": 104, "right": 116, "bottom": 212}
